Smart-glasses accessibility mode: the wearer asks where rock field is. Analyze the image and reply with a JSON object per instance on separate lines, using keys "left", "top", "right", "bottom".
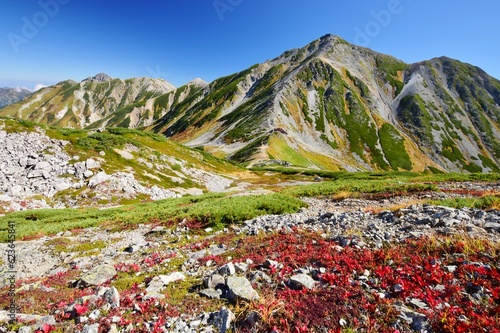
{"left": 1, "top": 192, "right": 499, "bottom": 332}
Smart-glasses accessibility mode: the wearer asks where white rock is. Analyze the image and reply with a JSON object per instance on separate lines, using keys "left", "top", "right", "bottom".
{"left": 83, "top": 170, "right": 94, "bottom": 178}
{"left": 88, "top": 171, "right": 110, "bottom": 187}
{"left": 82, "top": 323, "right": 99, "bottom": 333}
{"left": 218, "top": 262, "right": 236, "bottom": 276}
{"left": 86, "top": 158, "right": 101, "bottom": 169}
{"left": 159, "top": 272, "right": 186, "bottom": 285}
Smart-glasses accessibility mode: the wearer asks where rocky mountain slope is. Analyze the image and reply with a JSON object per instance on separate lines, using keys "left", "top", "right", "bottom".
{"left": 2, "top": 35, "right": 500, "bottom": 173}
{"left": 149, "top": 35, "right": 500, "bottom": 173}
{"left": 0, "top": 87, "right": 31, "bottom": 108}
{"left": 0, "top": 74, "right": 175, "bottom": 129}
{"left": 0, "top": 118, "right": 238, "bottom": 214}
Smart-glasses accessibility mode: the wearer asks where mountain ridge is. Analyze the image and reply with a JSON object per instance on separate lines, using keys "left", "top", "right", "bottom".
{"left": 0, "top": 87, "right": 31, "bottom": 108}
{"left": 2, "top": 34, "right": 500, "bottom": 173}
{"left": 0, "top": 76, "right": 176, "bottom": 129}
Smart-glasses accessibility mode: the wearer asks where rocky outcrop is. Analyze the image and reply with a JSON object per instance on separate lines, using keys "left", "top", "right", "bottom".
{"left": 76, "top": 264, "right": 117, "bottom": 287}
{"left": 0, "top": 128, "right": 74, "bottom": 200}
{"left": 0, "top": 126, "right": 182, "bottom": 213}
{"left": 225, "top": 276, "right": 260, "bottom": 302}
{"left": 82, "top": 73, "right": 113, "bottom": 83}
{"left": 288, "top": 273, "right": 316, "bottom": 290}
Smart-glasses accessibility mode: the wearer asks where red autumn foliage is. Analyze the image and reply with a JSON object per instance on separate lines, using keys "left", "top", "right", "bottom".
{"left": 114, "top": 262, "right": 141, "bottom": 273}
{"left": 73, "top": 303, "right": 89, "bottom": 316}
{"left": 197, "top": 254, "right": 225, "bottom": 266}
{"left": 440, "top": 188, "right": 486, "bottom": 196}
{"left": 232, "top": 231, "right": 500, "bottom": 332}
{"left": 2, "top": 228, "right": 498, "bottom": 333}
{"left": 141, "top": 251, "right": 176, "bottom": 267}
{"left": 34, "top": 324, "right": 55, "bottom": 333}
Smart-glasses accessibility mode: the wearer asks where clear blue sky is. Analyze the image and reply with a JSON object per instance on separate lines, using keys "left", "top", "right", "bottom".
{"left": 0, "top": 0, "right": 498, "bottom": 90}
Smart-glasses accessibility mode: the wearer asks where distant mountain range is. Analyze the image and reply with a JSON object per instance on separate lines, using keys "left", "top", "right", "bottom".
{"left": 2, "top": 35, "right": 500, "bottom": 173}
{"left": 0, "top": 87, "right": 31, "bottom": 108}
{"left": 0, "top": 73, "right": 176, "bottom": 129}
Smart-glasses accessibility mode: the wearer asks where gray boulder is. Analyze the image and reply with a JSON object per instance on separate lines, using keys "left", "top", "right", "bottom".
{"left": 226, "top": 276, "right": 259, "bottom": 302}
{"left": 85, "top": 158, "right": 101, "bottom": 170}
{"left": 218, "top": 262, "right": 236, "bottom": 276}
{"left": 199, "top": 288, "right": 223, "bottom": 299}
{"left": 203, "top": 274, "right": 225, "bottom": 289}
{"left": 145, "top": 276, "right": 165, "bottom": 294}
{"left": 77, "top": 264, "right": 117, "bottom": 287}
{"left": 483, "top": 222, "right": 500, "bottom": 232}
{"left": 208, "top": 307, "right": 235, "bottom": 333}
{"left": 288, "top": 274, "right": 316, "bottom": 290}
{"left": 103, "top": 287, "right": 120, "bottom": 308}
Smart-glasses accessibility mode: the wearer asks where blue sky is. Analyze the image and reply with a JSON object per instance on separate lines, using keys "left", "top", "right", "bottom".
{"left": 0, "top": 0, "right": 498, "bottom": 90}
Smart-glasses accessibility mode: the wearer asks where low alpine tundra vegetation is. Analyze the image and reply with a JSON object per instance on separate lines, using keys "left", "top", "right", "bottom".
{"left": 1, "top": 172, "right": 500, "bottom": 332}
{"left": 1, "top": 228, "right": 498, "bottom": 333}
{"left": 228, "top": 231, "right": 500, "bottom": 332}
{"left": 0, "top": 193, "right": 306, "bottom": 241}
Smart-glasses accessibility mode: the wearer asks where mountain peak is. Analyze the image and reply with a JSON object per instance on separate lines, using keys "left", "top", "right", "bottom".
{"left": 83, "top": 73, "right": 113, "bottom": 83}
{"left": 273, "top": 34, "right": 348, "bottom": 65}
{"left": 318, "top": 33, "right": 341, "bottom": 41}
{"left": 2, "top": 34, "right": 500, "bottom": 173}
{"left": 187, "top": 78, "right": 208, "bottom": 87}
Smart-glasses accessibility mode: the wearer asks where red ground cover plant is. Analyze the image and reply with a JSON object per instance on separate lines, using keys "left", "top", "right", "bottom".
{"left": 440, "top": 188, "right": 487, "bottom": 197}
{"left": 1, "top": 228, "right": 498, "bottom": 333}
{"left": 231, "top": 230, "right": 500, "bottom": 333}
{"left": 141, "top": 251, "right": 177, "bottom": 267}
{"left": 34, "top": 324, "right": 55, "bottom": 333}
{"left": 114, "top": 262, "right": 141, "bottom": 273}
